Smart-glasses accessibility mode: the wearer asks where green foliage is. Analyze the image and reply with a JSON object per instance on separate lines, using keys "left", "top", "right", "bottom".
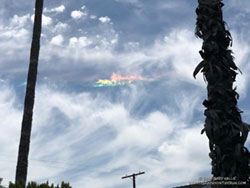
{"left": 9, "top": 180, "right": 25, "bottom": 188}
{"left": 8, "top": 181, "right": 72, "bottom": 188}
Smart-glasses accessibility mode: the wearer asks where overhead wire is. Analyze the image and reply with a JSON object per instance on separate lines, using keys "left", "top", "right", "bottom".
{"left": 0, "top": 153, "right": 125, "bottom": 182}
{"left": 0, "top": 153, "right": 88, "bottom": 169}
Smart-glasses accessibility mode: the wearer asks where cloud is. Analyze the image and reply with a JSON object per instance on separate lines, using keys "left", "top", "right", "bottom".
{"left": 10, "top": 14, "right": 31, "bottom": 28}
{"left": 32, "top": 28, "right": 216, "bottom": 89}
{"left": 230, "top": 30, "right": 250, "bottom": 98}
{"left": 228, "top": 0, "right": 250, "bottom": 14}
{"left": 0, "top": 84, "right": 22, "bottom": 186}
{"left": 99, "top": 16, "right": 111, "bottom": 23}
{"left": 39, "top": 24, "right": 118, "bottom": 65}
{"left": 149, "top": 29, "right": 203, "bottom": 85}
{"left": 1, "top": 2, "right": 250, "bottom": 188}
{"left": 0, "top": 24, "right": 30, "bottom": 64}
{"left": 51, "top": 5, "right": 65, "bottom": 13}
{"left": 0, "top": 81, "right": 209, "bottom": 188}
{"left": 50, "top": 35, "right": 64, "bottom": 46}
{"left": 90, "top": 15, "right": 97, "bottom": 20}
{"left": 3, "top": 12, "right": 250, "bottom": 98}
{"left": 44, "top": 5, "right": 65, "bottom": 13}
{"left": 31, "top": 84, "right": 209, "bottom": 188}
{"left": 71, "top": 10, "right": 87, "bottom": 19}
{"left": 1, "top": 28, "right": 29, "bottom": 39}
{"left": 52, "top": 22, "right": 68, "bottom": 33}
{"left": 1, "top": 66, "right": 249, "bottom": 188}
{"left": 69, "top": 36, "right": 92, "bottom": 48}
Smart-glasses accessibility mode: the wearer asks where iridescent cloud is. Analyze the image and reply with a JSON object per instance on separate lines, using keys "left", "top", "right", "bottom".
{"left": 93, "top": 73, "right": 148, "bottom": 87}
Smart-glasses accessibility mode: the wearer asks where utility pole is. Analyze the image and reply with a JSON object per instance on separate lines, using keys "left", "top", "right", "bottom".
{"left": 122, "top": 171, "right": 145, "bottom": 188}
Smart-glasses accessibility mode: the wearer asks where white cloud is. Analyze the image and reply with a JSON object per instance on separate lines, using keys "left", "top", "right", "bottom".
{"left": 42, "top": 15, "right": 52, "bottom": 26}
{"left": 10, "top": 14, "right": 31, "bottom": 27}
{"left": 69, "top": 36, "right": 92, "bottom": 48}
{"left": 27, "top": 85, "right": 209, "bottom": 188}
{"left": 71, "top": 10, "right": 87, "bottom": 19}
{"left": 153, "top": 126, "right": 210, "bottom": 186}
{"left": 0, "top": 83, "right": 207, "bottom": 187}
{"left": 69, "top": 37, "right": 92, "bottom": 48}
{"left": 45, "top": 5, "right": 65, "bottom": 13}
{"left": 26, "top": 24, "right": 250, "bottom": 98}
{"left": 0, "top": 79, "right": 249, "bottom": 187}
{"left": 0, "top": 24, "right": 30, "bottom": 63}
{"left": 90, "top": 15, "right": 97, "bottom": 19}
{"left": 99, "top": 16, "right": 111, "bottom": 23}
{"left": 52, "top": 22, "right": 68, "bottom": 33}
{"left": 1, "top": 1, "right": 250, "bottom": 188}
{"left": 37, "top": 28, "right": 203, "bottom": 85}
{"left": 124, "top": 41, "right": 140, "bottom": 51}
{"left": 68, "top": 37, "right": 78, "bottom": 47}
{"left": 230, "top": 30, "right": 250, "bottom": 98}
{"left": 1, "top": 28, "right": 29, "bottom": 39}
{"left": 40, "top": 33, "right": 116, "bottom": 62}
{"left": 78, "top": 36, "right": 93, "bottom": 47}
{"left": 50, "top": 34, "right": 64, "bottom": 46}
{"left": 151, "top": 29, "right": 203, "bottom": 85}
{"left": 0, "top": 84, "right": 22, "bottom": 186}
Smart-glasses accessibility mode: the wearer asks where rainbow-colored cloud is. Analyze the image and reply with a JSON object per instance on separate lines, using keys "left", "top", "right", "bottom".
{"left": 94, "top": 73, "right": 148, "bottom": 87}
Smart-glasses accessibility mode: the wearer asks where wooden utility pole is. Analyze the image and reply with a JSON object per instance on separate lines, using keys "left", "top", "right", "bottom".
{"left": 122, "top": 172, "right": 145, "bottom": 188}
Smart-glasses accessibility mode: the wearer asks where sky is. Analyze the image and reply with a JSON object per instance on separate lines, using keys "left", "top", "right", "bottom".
{"left": 1, "top": 0, "right": 250, "bottom": 188}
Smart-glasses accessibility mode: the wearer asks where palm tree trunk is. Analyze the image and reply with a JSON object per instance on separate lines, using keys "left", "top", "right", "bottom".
{"left": 15, "top": 0, "right": 44, "bottom": 185}
{"left": 194, "top": 0, "right": 250, "bottom": 186}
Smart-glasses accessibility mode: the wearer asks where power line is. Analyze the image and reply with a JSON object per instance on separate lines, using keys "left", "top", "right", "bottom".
{"left": 0, "top": 153, "right": 82, "bottom": 166}
{"left": 0, "top": 153, "right": 101, "bottom": 169}
{"left": 122, "top": 171, "right": 145, "bottom": 188}
{"left": 0, "top": 157, "right": 67, "bottom": 169}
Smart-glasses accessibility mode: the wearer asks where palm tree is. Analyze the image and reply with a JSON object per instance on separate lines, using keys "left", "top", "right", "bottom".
{"left": 15, "top": 0, "right": 44, "bottom": 185}
{"left": 193, "top": 0, "right": 250, "bottom": 186}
